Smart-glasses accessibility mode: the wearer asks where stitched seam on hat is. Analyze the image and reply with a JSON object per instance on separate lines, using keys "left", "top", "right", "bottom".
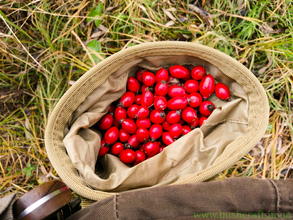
{"left": 269, "top": 180, "right": 280, "bottom": 214}
{"left": 201, "top": 118, "right": 248, "bottom": 127}
{"left": 114, "top": 194, "right": 119, "bottom": 220}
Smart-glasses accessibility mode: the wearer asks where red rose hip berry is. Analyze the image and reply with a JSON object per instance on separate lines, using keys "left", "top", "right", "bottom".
{"left": 191, "top": 65, "right": 206, "bottom": 80}
{"left": 199, "top": 74, "right": 215, "bottom": 99}
{"left": 136, "top": 105, "right": 149, "bottom": 119}
{"left": 142, "top": 71, "right": 156, "bottom": 87}
{"left": 118, "top": 91, "right": 136, "bottom": 107}
{"left": 141, "top": 91, "right": 154, "bottom": 107}
{"left": 133, "top": 150, "right": 146, "bottom": 165}
{"left": 136, "top": 128, "right": 149, "bottom": 143}
{"left": 162, "top": 121, "right": 171, "bottom": 131}
{"left": 119, "top": 149, "right": 136, "bottom": 164}
{"left": 162, "top": 132, "right": 175, "bottom": 146}
{"left": 199, "top": 101, "right": 215, "bottom": 116}
{"left": 168, "top": 85, "right": 186, "bottom": 97}
{"left": 189, "top": 117, "right": 199, "bottom": 129}
{"left": 98, "top": 113, "right": 114, "bottom": 130}
{"left": 136, "top": 69, "right": 146, "bottom": 82}
{"left": 199, "top": 117, "right": 208, "bottom": 127}
{"left": 149, "top": 124, "right": 163, "bottom": 141}
{"left": 136, "top": 118, "right": 151, "bottom": 128}
{"left": 155, "top": 68, "right": 169, "bottom": 83}
{"left": 155, "top": 81, "right": 169, "bottom": 96}
{"left": 188, "top": 93, "right": 202, "bottom": 108}
{"left": 215, "top": 83, "right": 231, "bottom": 101}
{"left": 154, "top": 96, "right": 167, "bottom": 110}
{"left": 182, "top": 107, "right": 197, "bottom": 123}
{"left": 111, "top": 142, "right": 124, "bottom": 155}
{"left": 98, "top": 146, "right": 109, "bottom": 156}
{"left": 127, "top": 104, "right": 139, "bottom": 119}
{"left": 115, "top": 106, "right": 127, "bottom": 122}
{"left": 126, "top": 134, "right": 141, "bottom": 149}
{"left": 169, "top": 65, "right": 189, "bottom": 78}
{"left": 127, "top": 77, "right": 140, "bottom": 93}
{"left": 169, "top": 123, "right": 183, "bottom": 139}
{"left": 184, "top": 79, "right": 199, "bottom": 93}
{"left": 166, "top": 110, "right": 181, "bottom": 124}
{"left": 119, "top": 128, "right": 130, "bottom": 143}
{"left": 99, "top": 138, "right": 109, "bottom": 156}
{"left": 121, "top": 118, "right": 137, "bottom": 134}
{"left": 135, "top": 94, "right": 142, "bottom": 105}
{"left": 150, "top": 110, "right": 166, "bottom": 124}
{"left": 144, "top": 141, "right": 160, "bottom": 157}
{"left": 182, "top": 125, "right": 192, "bottom": 135}
{"left": 167, "top": 96, "right": 188, "bottom": 110}
{"left": 104, "top": 127, "right": 119, "bottom": 145}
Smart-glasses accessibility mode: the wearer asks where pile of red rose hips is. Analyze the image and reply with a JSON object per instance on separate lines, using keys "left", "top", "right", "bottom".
{"left": 96, "top": 65, "right": 230, "bottom": 166}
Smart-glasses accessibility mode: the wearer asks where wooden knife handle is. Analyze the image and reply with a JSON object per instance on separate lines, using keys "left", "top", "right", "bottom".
{"left": 13, "top": 180, "right": 71, "bottom": 220}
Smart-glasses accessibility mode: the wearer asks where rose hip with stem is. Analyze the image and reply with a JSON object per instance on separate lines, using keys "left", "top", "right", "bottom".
{"left": 155, "top": 81, "right": 169, "bottom": 96}
{"left": 125, "top": 134, "right": 141, "bottom": 149}
{"left": 166, "top": 110, "right": 181, "bottom": 124}
{"left": 199, "top": 101, "right": 215, "bottom": 116}
{"left": 150, "top": 109, "right": 166, "bottom": 124}
{"left": 121, "top": 118, "right": 137, "bottom": 134}
{"left": 141, "top": 91, "right": 154, "bottom": 107}
{"left": 118, "top": 91, "right": 136, "bottom": 107}
{"left": 99, "top": 138, "right": 109, "bottom": 156}
{"left": 115, "top": 106, "right": 127, "bottom": 122}
{"left": 188, "top": 92, "right": 202, "bottom": 108}
{"left": 127, "top": 104, "right": 139, "bottom": 119}
{"left": 189, "top": 117, "right": 199, "bottom": 129}
{"left": 136, "top": 105, "right": 149, "bottom": 119}
{"left": 149, "top": 124, "right": 163, "bottom": 141}
{"left": 136, "top": 128, "right": 150, "bottom": 143}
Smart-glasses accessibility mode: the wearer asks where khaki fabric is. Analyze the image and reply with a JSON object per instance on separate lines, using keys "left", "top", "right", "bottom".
{"left": 67, "top": 178, "right": 293, "bottom": 220}
{"left": 45, "top": 42, "right": 269, "bottom": 203}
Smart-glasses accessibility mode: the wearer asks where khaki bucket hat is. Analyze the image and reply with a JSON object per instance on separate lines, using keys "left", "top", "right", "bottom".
{"left": 45, "top": 41, "right": 269, "bottom": 206}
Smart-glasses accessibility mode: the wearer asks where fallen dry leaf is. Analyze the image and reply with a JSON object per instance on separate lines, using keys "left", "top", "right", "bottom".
{"left": 163, "top": 8, "right": 176, "bottom": 21}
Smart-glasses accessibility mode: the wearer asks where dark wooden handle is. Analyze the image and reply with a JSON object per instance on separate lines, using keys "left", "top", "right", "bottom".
{"left": 13, "top": 180, "right": 71, "bottom": 220}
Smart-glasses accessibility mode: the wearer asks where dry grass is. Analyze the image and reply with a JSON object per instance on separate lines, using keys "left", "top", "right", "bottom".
{"left": 0, "top": 0, "right": 292, "bottom": 196}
